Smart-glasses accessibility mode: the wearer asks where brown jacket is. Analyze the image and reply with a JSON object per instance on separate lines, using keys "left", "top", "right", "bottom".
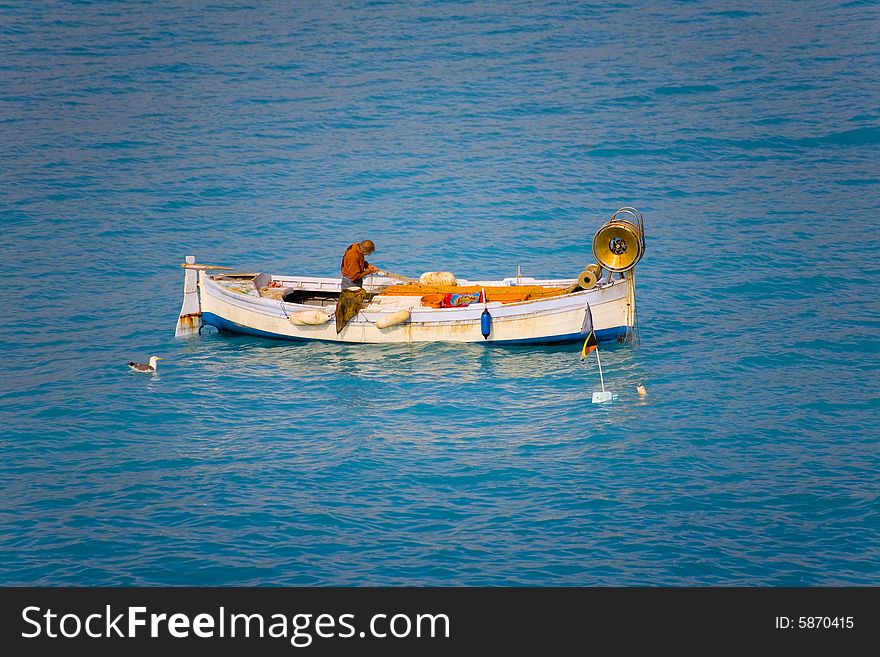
{"left": 341, "top": 243, "right": 369, "bottom": 281}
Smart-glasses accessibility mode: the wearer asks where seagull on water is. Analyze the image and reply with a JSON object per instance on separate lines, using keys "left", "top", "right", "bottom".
{"left": 128, "top": 356, "right": 163, "bottom": 373}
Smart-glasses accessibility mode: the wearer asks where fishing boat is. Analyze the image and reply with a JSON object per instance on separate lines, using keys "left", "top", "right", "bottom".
{"left": 174, "top": 208, "right": 646, "bottom": 345}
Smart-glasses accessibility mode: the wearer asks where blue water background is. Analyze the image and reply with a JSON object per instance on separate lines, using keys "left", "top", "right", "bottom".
{"left": 1, "top": 0, "right": 878, "bottom": 585}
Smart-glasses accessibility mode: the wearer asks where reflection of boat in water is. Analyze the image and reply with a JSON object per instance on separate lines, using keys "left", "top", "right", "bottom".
{"left": 175, "top": 208, "right": 646, "bottom": 346}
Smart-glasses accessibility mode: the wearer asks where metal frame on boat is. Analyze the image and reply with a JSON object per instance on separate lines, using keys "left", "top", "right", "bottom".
{"left": 174, "top": 208, "right": 645, "bottom": 346}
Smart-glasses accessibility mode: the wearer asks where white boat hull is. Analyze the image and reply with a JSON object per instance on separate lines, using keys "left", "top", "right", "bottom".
{"left": 182, "top": 268, "right": 633, "bottom": 345}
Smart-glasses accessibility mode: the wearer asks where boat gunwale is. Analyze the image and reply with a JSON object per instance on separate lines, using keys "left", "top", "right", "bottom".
{"left": 203, "top": 272, "right": 626, "bottom": 317}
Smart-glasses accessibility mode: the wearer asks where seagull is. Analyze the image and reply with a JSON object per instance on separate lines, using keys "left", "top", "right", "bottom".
{"left": 128, "top": 356, "right": 163, "bottom": 373}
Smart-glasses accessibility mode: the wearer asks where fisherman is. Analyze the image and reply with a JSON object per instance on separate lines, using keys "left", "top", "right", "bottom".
{"left": 341, "top": 239, "right": 378, "bottom": 289}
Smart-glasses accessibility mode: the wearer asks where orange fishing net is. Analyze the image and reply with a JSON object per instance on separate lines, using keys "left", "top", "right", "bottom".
{"left": 378, "top": 284, "right": 574, "bottom": 308}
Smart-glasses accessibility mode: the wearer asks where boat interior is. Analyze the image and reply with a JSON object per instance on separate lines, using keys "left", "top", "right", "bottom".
{"left": 209, "top": 272, "right": 592, "bottom": 311}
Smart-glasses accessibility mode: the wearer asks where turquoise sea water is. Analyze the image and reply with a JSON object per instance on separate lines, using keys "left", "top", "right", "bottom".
{"left": 1, "top": 0, "right": 878, "bottom": 585}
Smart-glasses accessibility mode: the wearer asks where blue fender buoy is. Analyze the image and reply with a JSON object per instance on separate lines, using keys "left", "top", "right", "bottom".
{"left": 481, "top": 307, "right": 492, "bottom": 339}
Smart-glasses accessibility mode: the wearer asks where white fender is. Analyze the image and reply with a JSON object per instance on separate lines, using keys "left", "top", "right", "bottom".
{"left": 290, "top": 310, "right": 330, "bottom": 326}
{"left": 375, "top": 309, "right": 411, "bottom": 329}
{"left": 419, "top": 271, "right": 457, "bottom": 286}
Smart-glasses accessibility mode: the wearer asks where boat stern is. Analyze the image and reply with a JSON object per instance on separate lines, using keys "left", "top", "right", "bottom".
{"left": 175, "top": 255, "right": 203, "bottom": 337}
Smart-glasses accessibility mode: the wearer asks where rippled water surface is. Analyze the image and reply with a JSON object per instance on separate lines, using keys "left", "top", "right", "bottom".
{"left": 2, "top": 0, "right": 879, "bottom": 585}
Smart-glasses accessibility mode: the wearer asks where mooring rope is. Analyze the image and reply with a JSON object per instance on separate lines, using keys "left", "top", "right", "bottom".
{"left": 374, "top": 268, "right": 419, "bottom": 284}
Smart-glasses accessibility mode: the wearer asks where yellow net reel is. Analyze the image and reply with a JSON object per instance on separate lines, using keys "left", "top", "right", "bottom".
{"left": 577, "top": 263, "right": 603, "bottom": 289}
{"left": 592, "top": 207, "right": 645, "bottom": 273}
